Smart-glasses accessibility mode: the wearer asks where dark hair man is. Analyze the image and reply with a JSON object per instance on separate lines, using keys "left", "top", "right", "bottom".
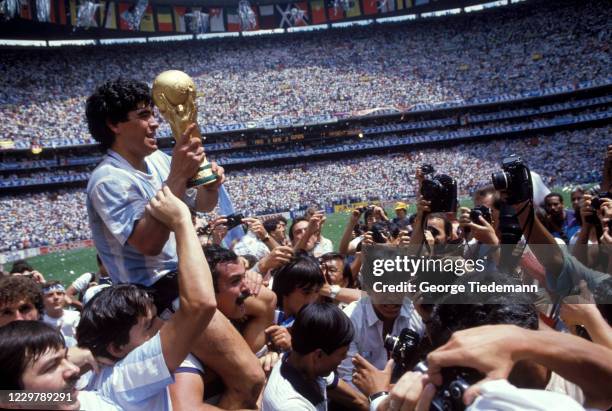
{"left": 0, "top": 321, "right": 120, "bottom": 410}
{"left": 543, "top": 193, "right": 579, "bottom": 243}
{"left": 0, "top": 275, "right": 42, "bottom": 327}
{"left": 264, "top": 216, "right": 289, "bottom": 246}
{"left": 85, "top": 78, "right": 263, "bottom": 407}
{"left": 77, "top": 186, "right": 217, "bottom": 410}
{"left": 262, "top": 302, "right": 361, "bottom": 410}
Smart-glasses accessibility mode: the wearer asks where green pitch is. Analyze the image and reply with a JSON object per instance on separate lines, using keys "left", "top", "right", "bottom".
{"left": 22, "top": 185, "right": 586, "bottom": 287}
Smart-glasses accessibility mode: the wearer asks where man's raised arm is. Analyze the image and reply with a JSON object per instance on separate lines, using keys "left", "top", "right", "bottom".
{"left": 146, "top": 186, "right": 217, "bottom": 372}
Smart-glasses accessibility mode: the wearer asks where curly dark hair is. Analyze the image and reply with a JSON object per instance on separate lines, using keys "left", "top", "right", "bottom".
{"left": 85, "top": 78, "right": 152, "bottom": 150}
{"left": 0, "top": 276, "right": 43, "bottom": 313}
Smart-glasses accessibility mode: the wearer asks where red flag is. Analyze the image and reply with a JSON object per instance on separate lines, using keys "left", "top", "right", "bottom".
{"left": 363, "top": 0, "right": 378, "bottom": 15}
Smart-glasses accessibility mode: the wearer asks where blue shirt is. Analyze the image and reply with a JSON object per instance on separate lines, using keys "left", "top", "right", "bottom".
{"left": 87, "top": 150, "right": 196, "bottom": 286}
{"left": 81, "top": 332, "right": 174, "bottom": 411}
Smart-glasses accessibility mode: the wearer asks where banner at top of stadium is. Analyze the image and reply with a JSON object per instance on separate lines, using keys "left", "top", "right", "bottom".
{"left": 13, "top": 0, "right": 429, "bottom": 32}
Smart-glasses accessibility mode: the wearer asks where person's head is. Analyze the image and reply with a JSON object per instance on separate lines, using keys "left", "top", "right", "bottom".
{"left": 0, "top": 276, "right": 42, "bottom": 327}
{"left": 0, "top": 321, "right": 81, "bottom": 407}
{"left": 10, "top": 259, "right": 34, "bottom": 274}
{"left": 473, "top": 186, "right": 496, "bottom": 209}
{"left": 77, "top": 285, "right": 160, "bottom": 362}
{"left": 264, "top": 216, "right": 288, "bottom": 243}
{"left": 272, "top": 254, "right": 324, "bottom": 317}
{"left": 544, "top": 193, "right": 565, "bottom": 219}
{"left": 291, "top": 302, "right": 354, "bottom": 377}
{"left": 570, "top": 188, "right": 584, "bottom": 212}
{"left": 425, "top": 213, "right": 452, "bottom": 245}
{"left": 203, "top": 245, "right": 250, "bottom": 319}
{"left": 394, "top": 202, "right": 408, "bottom": 219}
{"left": 86, "top": 78, "right": 157, "bottom": 153}
{"left": 42, "top": 281, "right": 67, "bottom": 318}
{"left": 320, "top": 252, "right": 353, "bottom": 288}
{"left": 289, "top": 217, "right": 308, "bottom": 244}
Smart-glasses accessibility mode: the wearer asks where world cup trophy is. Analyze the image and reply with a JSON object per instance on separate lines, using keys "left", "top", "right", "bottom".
{"left": 152, "top": 70, "right": 218, "bottom": 187}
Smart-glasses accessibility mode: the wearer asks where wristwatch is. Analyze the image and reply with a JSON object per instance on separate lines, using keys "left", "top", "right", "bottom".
{"left": 329, "top": 284, "right": 341, "bottom": 300}
{"left": 368, "top": 391, "right": 389, "bottom": 411}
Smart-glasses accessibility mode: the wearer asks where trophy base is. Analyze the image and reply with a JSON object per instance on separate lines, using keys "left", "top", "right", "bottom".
{"left": 187, "top": 163, "right": 218, "bottom": 188}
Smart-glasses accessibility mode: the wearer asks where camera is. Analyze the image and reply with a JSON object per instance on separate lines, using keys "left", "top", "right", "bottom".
{"left": 413, "top": 361, "right": 476, "bottom": 411}
{"left": 586, "top": 192, "right": 611, "bottom": 225}
{"left": 491, "top": 155, "right": 533, "bottom": 205}
{"left": 469, "top": 205, "right": 492, "bottom": 225}
{"left": 421, "top": 174, "right": 458, "bottom": 213}
{"left": 356, "top": 205, "right": 375, "bottom": 214}
{"left": 371, "top": 221, "right": 390, "bottom": 244}
{"left": 384, "top": 328, "right": 421, "bottom": 382}
{"left": 385, "top": 329, "right": 479, "bottom": 411}
{"left": 224, "top": 213, "right": 244, "bottom": 230}
{"left": 421, "top": 164, "right": 435, "bottom": 175}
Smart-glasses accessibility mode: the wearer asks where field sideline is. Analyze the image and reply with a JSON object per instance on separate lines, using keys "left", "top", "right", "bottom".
{"left": 22, "top": 186, "right": 584, "bottom": 286}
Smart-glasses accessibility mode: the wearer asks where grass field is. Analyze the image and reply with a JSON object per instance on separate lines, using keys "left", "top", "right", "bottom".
{"left": 23, "top": 185, "right": 585, "bottom": 287}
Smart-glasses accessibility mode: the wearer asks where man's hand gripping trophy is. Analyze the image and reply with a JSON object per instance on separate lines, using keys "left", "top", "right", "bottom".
{"left": 152, "top": 70, "right": 218, "bottom": 187}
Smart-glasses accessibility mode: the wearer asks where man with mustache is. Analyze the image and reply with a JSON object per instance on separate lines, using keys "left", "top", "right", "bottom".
{"left": 167, "top": 245, "right": 278, "bottom": 411}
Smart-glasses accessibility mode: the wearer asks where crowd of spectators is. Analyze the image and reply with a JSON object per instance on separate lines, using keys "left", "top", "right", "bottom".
{"left": 0, "top": 125, "right": 607, "bottom": 252}
{"left": 0, "top": 0, "right": 609, "bottom": 147}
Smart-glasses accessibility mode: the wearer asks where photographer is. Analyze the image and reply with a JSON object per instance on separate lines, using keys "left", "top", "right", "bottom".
{"left": 337, "top": 295, "right": 424, "bottom": 391}
{"left": 234, "top": 216, "right": 278, "bottom": 259}
{"left": 542, "top": 193, "right": 579, "bottom": 244}
{"left": 491, "top": 156, "right": 610, "bottom": 299}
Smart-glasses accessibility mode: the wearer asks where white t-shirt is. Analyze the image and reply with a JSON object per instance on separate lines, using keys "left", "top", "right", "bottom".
{"left": 78, "top": 391, "right": 121, "bottom": 411}
{"left": 262, "top": 353, "right": 337, "bottom": 411}
{"left": 42, "top": 310, "right": 80, "bottom": 347}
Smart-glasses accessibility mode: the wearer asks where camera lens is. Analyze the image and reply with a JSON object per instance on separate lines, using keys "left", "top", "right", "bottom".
{"left": 491, "top": 171, "right": 509, "bottom": 190}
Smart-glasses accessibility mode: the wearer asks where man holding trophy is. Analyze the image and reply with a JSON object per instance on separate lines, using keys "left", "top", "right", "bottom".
{"left": 85, "top": 74, "right": 264, "bottom": 408}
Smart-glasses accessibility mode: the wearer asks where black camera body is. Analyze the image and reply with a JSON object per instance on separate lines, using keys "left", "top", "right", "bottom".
{"left": 357, "top": 205, "right": 376, "bottom": 214}
{"left": 586, "top": 192, "right": 611, "bottom": 225}
{"left": 413, "top": 362, "right": 475, "bottom": 411}
{"left": 224, "top": 213, "right": 244, "bottom": 230}
{"left": 384, "top": 328, "right": 421, "bottom": 383}
{"left": 421, "top": 174, "right": 458, "bottom": 213}
{"left": 385, "top": 328, "right": 479, "bottom": 411}
{"left": 371, "top": 221, "right": 390, "bottom": 244}
{"left": 491, "top": 155, "right": 533, "bottom": 205}
{"left": 469, "top": 205, "right": 492, "bottom": 225}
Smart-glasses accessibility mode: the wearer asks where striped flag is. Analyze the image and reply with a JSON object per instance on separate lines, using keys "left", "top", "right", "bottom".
{"left": 98, "top": 2, "right": 105, "bottom": 26}
{"left": 173, "top": 6, "right": 187, "bottom": 32}
{"left": 156, "top": 5, "right": 173, "bottom": 31}
{"left": 226, "top": 7, "right": 240, "bottom": 31}
{"left": 258, "top": 4, "right": 276, "bottom": 29}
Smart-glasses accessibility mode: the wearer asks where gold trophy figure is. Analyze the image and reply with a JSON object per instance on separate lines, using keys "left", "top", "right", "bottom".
{"left": 152, "top": 70, "right": 218, "bottom": 187}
